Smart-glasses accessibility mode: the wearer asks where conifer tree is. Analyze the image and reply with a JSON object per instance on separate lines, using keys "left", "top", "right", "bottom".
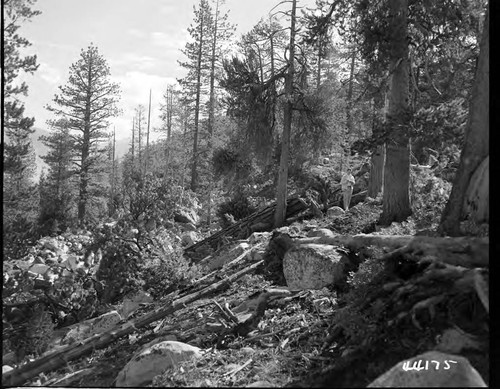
{"left": 46, "top": 44, "right": 121, "bottom": 226}
{"left": 3, "top": 0, "right": 41, "bottom": 256}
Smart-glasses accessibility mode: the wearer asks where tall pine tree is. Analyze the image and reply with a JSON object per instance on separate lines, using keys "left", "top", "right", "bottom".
{"left": 46, "top": 44, "right": 121, "bottom": 226}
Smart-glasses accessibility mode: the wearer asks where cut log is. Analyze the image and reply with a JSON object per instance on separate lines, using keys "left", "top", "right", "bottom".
{"left": 294, "top": 234, "right": 488, "bottom": 268}
{"left": 1, "top": 260, "right": 264, "bottom": 387}
{"left": 185, "top": 197, "right": 308, "bottom": 259}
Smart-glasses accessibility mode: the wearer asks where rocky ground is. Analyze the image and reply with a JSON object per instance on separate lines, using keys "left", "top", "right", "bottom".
{"left": 2, "top": 198, "right": 489, "bottom": 388}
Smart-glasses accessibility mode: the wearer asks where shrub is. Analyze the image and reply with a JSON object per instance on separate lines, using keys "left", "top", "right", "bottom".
{"left": 410, "top": 167, "right": 452, "bottom": 229}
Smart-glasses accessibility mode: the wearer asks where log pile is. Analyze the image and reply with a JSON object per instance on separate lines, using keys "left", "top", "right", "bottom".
{"left": 184, "top": 197, "right": 309, "bottom": 260}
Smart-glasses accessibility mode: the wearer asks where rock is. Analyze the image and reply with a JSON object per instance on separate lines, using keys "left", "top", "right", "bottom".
{"left": 118, "top": 291, "right": 154, "bottom": 319}
{"left": 115, "top": 341, "right": 202, "bottom": 387}
{"left": 306, "top": 228, "right": 335, "bottom": 239}
{"left": 241, "top": 346, "right": 255, "bottom": 355}
{"left": 248, "top": 232, "right": 271, "bottom": 245}
{"left": 164, "top": 220, "right": 175, "bottom": 229}
{"left": 61, "top": 255, "right": 80, "bottom": 271}
{"left": 136, "top": 335, "right": 179, "bottom": 354}
{"left": 41, "top": 237, "right": 60, "bottom": 252}
{"left": 2, "top": 365, "right": 13, "bottom": 374}
{"left": 435, "top": 328, "right": 482, "bottom": 354}
{"left": 283, "top": 244, "right": 350, "bottom": 290}
{"left": 327, "top": 206, "right": 345, "bottom": 217}
{"left": 368, "top": 351, "right": 486, "bottom": 387}
{"left": 174, "top": 208, "right": 199, "bottom": 226}
{"left": 33, "top": 256, "right": 45, "bottom": 264}
{"left": 29, "top": 263, "right": 50, "bottom": 275}
{"left": 323, "top": 157, "right": 330, "bottom": 165}
{"left": 181, "top": 231, "right": 198, "bottom": 247}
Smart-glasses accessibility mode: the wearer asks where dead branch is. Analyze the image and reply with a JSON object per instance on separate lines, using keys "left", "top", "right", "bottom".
{"left": 2, "top": 260, "right": 264, "bottom": 387}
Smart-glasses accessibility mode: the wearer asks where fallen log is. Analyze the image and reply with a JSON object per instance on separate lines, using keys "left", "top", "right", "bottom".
{"left": 294, "top": 234, "right": 488, "bottom": 268}
{"left": 2, "top": 260, "right": 264, "bottom": 387}
{"left": 185, "top": 197, "right": 308, "bottom": 259}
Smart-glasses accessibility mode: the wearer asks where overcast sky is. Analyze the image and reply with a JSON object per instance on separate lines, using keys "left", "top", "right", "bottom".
{"left": 17, "top": 0, "right": 318, "bottom": 141}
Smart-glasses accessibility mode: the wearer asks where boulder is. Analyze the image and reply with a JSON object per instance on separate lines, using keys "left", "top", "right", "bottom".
{"left": 283, "top": 244, "right": 350, "bottom": 290}
{"left": 115, "top": 341, "right": 202, "bottom": 387}
{"left": 29, "top": 263, "right": 50, "bottom": 275}
{"left": 2, "top": 365, "right": 13, "bottom": 374}
{"left": 61, "top": 255, "right": 80, "bottom": 271}
{"left": 306, "top": 228, "right": 335, "bottom": 239}
{"left": 181, "top": 231, "right": 198, "bottom": 247}
{"left": 327, "top": 206, "right": 345, "bottom": 217}
{"left": 322, "top": 157, "right": 330, "bottom": 165}
{"left": 367, "top": 351, "right": 487, "bottom": 387}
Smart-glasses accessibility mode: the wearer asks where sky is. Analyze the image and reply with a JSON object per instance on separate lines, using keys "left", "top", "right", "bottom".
{"left": 16, "top": 0, "right": 319, "bottom": 143}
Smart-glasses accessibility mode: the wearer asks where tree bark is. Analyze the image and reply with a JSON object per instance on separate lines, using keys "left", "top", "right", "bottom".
{"left": 439, "top": 5, "right": 489, "bottom": 236}
{"left": 380, "top": 0, "right": 411, "bottom": 225}
{"left": 368, "top": 144, "right": 385, "bottom": 198}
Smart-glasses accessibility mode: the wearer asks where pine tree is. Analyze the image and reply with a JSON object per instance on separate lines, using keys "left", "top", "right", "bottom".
{"left": 3, "top": 0, "right": 41, "bottom": 257}
{"left": 38, "top": 119, "right": 76, "bottom": 233}
{"left": 178, "top": 0, "right": 214, "bottom": 192}
{"left": 46, "top": 44, "right": 121, "bottom": 226}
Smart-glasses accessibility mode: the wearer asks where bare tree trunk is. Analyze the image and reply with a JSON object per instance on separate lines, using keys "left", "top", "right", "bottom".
{"left": 380, "top": 0, "right": 411, "bottom": 225}
{"left": 191, "top": 13, "right": 205, "bottom": 192}
{"left": 274, "top": 0, "right": 296, "bottom": 228}
{"left": 439, "top": 4, "right": 489, "bottom": 236}
{"left": 145, "top": 89, "right": 152, "bottom": 173}
{"left": 206, "top": 0, "right": 220, "bottom": 226}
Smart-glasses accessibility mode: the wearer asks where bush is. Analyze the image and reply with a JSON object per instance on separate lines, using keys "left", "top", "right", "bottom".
{"left": 410, "top": 167, "right": 452, "bottom": 229}
{"left": 141, "top": 230, "right": 201, "bottom": 299}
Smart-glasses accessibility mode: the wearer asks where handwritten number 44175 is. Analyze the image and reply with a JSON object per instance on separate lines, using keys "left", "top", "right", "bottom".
{"left": 402, "top": 360, "right": 458, "bottom": 372}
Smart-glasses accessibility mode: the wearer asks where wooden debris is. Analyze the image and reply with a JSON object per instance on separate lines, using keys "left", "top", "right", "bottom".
{"left": 295, "top": 234, "right": 488, "bottom": 268}
{"left": 185, "top": 197, "right": 308, "bottom": 259}
{"left": 2, "top": 260, "right": 264, "bottom": 387}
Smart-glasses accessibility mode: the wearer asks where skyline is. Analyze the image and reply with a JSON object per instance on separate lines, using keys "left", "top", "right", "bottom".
{"left": 16, "top": 0, "right": 318, "bottom": 145}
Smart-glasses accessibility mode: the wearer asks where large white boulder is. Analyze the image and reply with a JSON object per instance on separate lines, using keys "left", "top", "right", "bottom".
{"left": 367, "top": 351, "right": 486, "bottom": 387}
{"left": 115, "top": 341, "right": 202, "bottom": 387}
{"left": 283, "top": 244, "right": 349, "bottom": 290}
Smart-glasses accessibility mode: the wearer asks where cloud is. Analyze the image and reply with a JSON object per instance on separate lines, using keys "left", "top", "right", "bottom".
{"left": 110, "top": 53, "right": 160, "bottom": 72}
{"left": 38, "top": 62, "right": 62, "bottom": 85}
{"left": 110, "top": 71, "right": 177, "bottom": 140}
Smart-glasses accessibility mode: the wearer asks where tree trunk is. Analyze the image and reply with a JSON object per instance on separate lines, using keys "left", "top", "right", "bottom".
{"left": 380, "top": 143, "right": 411, "bottom": 224}
{"left": 191, "top": 10, "right": 205, "bottom": 192}
{"left": 380, "top": 0, "right": 411, "bottom": 225}
{"left": 439, "top": 5, "right": 489, "bottom": 236}
{"left": 368, "top": 144, "right": 385, "bottom": 198}
{"left": 274, "top": 0, "right": 296, "bottom": 228}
